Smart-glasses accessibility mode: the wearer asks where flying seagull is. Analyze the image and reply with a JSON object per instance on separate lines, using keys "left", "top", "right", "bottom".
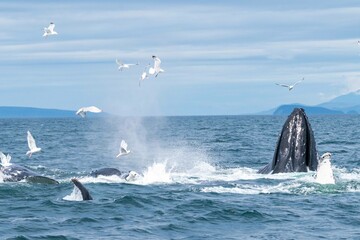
{"left": 116, "top": 59, "right": 139, "bottom": 71}
{"left": 139, "top": 64, "right": 150, "bottom": 87}
{"left": 116, "top": 140, "right": 130, "bottom": 158}
{"left": 0, "top": 152, "right": 11, "bottom": 166}
{"left": 43, "top": 22, "right": 58, "bottom": 37}
{"left": 26, "top": 131, "right": 41, "bottom": 158}
{"left": 275, "top": 77, "right": 304, "bottom": 91}
{"left": 76, "top": 106, "right": 102, "bottom": 118}
{"left": 148, "top": 56, "right": 164, "bottom": 77}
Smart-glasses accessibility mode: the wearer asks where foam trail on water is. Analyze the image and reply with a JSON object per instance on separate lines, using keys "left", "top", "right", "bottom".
{"left": 76, "top": 175, "right": 126, "bottom": 184}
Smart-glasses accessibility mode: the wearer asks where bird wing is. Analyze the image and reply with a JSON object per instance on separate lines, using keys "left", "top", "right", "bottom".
{"left": 116, "top": 59, "right": 122, "bottom": 66}
{"left": 152, "top": 56, "right": 161, "bottom": 71}
{"left": 6, "top": 154, "right": 11, "bottom": 164}
{"left": 292, "top": 78, "right": 304, "bottom": 87}
{"left": 275, "top": 83, "right": 290, "bottom": 88}
{"left": 120, "top": 140, "right": 128, "bottom": 152}
{"left": 76, "top": 108, "right": 84, "bottom": 115}
{"left": 0, "top": 152, "right": 6, "bottom": 165}
{"left": 84, "top": 106, "right": 102, "bottom": 113}
{"left": 48, "top": 23, "right": 55, "bottom": 32}
{"left": 27, "top": 131, "right": 37, "bottom": 150}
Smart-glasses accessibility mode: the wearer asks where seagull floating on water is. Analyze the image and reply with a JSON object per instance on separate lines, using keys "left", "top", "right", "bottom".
{"left": 0, "top": 152, "right": 12, "bottom": 166}
{"left": 43, "top": 22, "right": 58, "bottom": 37}
{"left": 76, "top": 106, "right": 102, "bottom": 118}
{"left": 116, "top": 140, "right": 130, "bottom": 158}
{"left": 116, "top": 59, "right": 139, "bottom": 71}
{"left": 275, "top": 77, "right": 304, "bottom": 91}
{"left": 315, "top": 152, "right": 335, "bottom": 184}
{"left": 149, "top": 56, "right": 164, "bottom": 77}
{"left": 26, "top": 131, "right": 41, "bottom": 158}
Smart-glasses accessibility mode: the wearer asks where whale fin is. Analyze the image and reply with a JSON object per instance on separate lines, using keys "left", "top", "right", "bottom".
{"left": 71, "top": 178, "right": 93, "bottom": 200}
{"left": 27, "top": 176, "right": 59, "bottom": 184}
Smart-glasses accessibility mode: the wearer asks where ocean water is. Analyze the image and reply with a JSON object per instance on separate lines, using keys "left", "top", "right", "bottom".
{"left": 0, "top": 115, "right": 359, "bottom": 239}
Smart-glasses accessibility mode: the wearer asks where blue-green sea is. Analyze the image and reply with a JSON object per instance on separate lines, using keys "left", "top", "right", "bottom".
{"left": 0, "top": 115, "right": 359, "bottom": 239}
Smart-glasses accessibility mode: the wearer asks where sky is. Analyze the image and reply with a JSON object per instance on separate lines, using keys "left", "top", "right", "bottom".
{"left": 0, "top": 0, "right": 359, "bottom": 116}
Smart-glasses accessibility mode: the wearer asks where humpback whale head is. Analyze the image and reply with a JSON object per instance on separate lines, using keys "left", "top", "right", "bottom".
{"left": 71, "top": 179, "right": 93, "bottom": 201}
{"left": 258, "top": 108, "right": 318, "bottom": 174}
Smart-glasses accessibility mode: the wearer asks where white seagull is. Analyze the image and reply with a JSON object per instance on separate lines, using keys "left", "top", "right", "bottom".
{"left": 276, "top": 77, "right": 304, "bottom": 91}
{"left": 0, "top": 152, "right": 12, "bottom": 166}
{"left": 26, "top": 131, "right": 41, "bottom": 158}
{"left": 139, "top": 64, "right": 150, "bottom": 87}
{"left": 116, "top": 140, "right": 130, "bottom": 158}
{"left": 76, "top": 106, "right": 102, "bottom": 118}
{"left": 43, "top": 22, "right": 58, "bottom": 37}
{"left": 148, "top": 56, "right": 164, "bottom": 77}
{"left": 116, "top": 59, "right": 139, "bottom": 71}
{"left": 315, "top": 152, "right": 335, "bottom": 184}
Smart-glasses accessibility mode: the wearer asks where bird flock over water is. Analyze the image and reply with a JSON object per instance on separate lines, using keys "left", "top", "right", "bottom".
{"left": 0, "top": 22, "right": 140, "bottom": 173}
{"left": 38, "top": 22, "right": 163, "bottom": 160}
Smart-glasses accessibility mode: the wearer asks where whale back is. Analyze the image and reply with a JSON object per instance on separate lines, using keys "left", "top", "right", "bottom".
{"left": 90, "top": 168, "right": 123, "bottom": 177}
{"left": 1, "top": 164, "right": 58, "bottom": 184}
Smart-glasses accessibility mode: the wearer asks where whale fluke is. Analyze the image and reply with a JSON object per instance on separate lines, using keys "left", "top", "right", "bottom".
{"left": 71, "top": 179, "right": 93, "bottom": 201}
{"left": 258, "top": 108, "right": 318, "bottom": 174}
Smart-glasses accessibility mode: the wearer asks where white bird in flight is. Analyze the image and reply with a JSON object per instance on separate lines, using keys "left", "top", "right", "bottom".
{"left": 139, "top": 64, "right": 150, "bottom": 87}
{"left": 0, "top": 152, "right": 12, "bottom": 166}
{"left": 43, "top": 22, "right": 58, "bottom": 37}
{"left": 116, "top": 140, "right": 130, "bottom": 158}
{"left": 275, "top": 77, "right": 304, "bottom": 91}
{"left": 26, "top": 131, "right": 41, "bottom": 158}
{"left": 148, "top": 56, "right": 164, "bottom": 77}
{"left": 76, "top": 106, "right": 102, "bottom": 118}
{"left": 116, "top": 59, "right": 139, "bottom": 71}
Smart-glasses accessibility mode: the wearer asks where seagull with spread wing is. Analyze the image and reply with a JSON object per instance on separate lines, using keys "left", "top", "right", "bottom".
{"left": 116, "top": 140, "right": 130, "bottom": 158}
{"left": 275, "top": 77, "right": 304, "bottom": 91}
{"left": 116, "top": 59, "right": 139, "bottom": 71}
{"left": 0, "top": 152, "right": 12, "bottom": 166}
{"left": 43, "top": 22, "right": 58, "bottom": 37}
{"left": 148, "top": 56, "right": 164, "bottom": 77}
{"left": 76, "top": 106, "right": 102, "bottom": 118}
{"left": 26, "top": 131, "right": 41, "bottom": 158}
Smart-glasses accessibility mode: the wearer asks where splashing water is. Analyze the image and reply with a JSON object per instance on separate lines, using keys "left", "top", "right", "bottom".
{"left": 63, "top": 186, "right": 84, "bottom": 201}
{"left": 139, "top": 161, "right": 172, "bottom": 185}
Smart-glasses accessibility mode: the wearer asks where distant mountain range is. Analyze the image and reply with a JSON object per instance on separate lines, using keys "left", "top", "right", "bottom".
{"left": 264, "top": 89, "right": 360, "bottom": 115}
{"left": 0, "top": 90, "right": 359, "bottom": 117}
{"left": 0, "top": 106, "right": 108, "bottom": 118}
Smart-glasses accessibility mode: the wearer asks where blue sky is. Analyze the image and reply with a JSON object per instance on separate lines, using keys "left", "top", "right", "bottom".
{"left": 0, "top": 0, "right": 359, "bottom": 116}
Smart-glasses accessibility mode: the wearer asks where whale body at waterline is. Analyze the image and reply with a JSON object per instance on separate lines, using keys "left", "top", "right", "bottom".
{"left": 90, "top": 168, "right": 140, "bottom": 181}
{"left": 0, "top": 164, "right": 58, "bottom": 184}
